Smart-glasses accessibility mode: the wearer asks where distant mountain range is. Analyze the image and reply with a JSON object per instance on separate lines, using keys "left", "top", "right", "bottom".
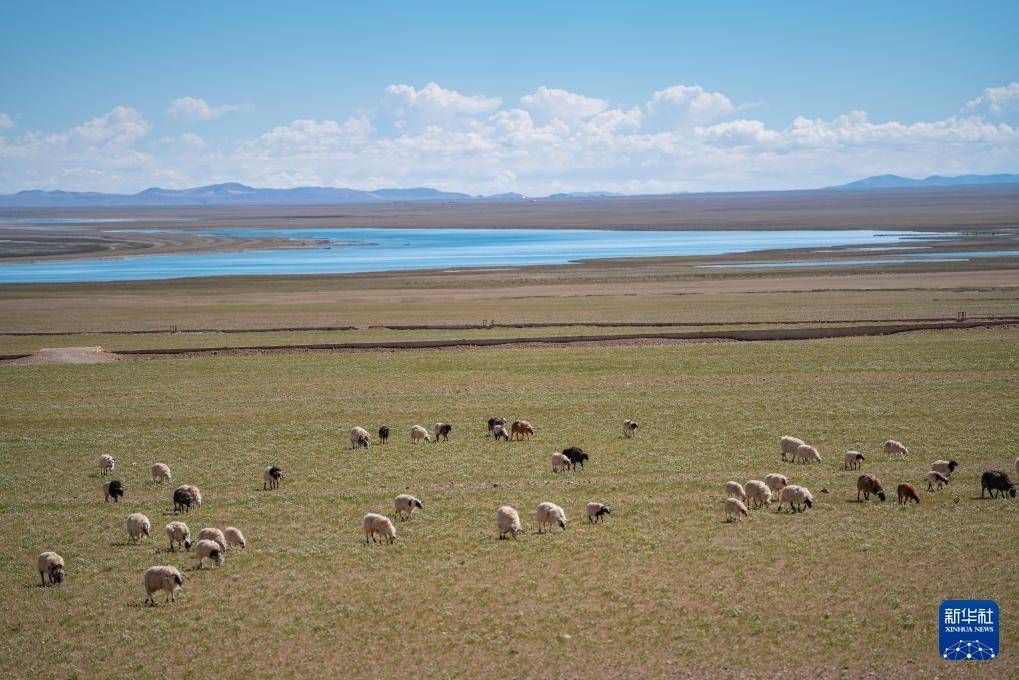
{"left": 1, "top": 174, "right": 1017, "bottom": 207}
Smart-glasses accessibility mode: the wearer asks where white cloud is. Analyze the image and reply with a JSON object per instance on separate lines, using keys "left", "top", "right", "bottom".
{"left": 964, "top": 82, "right": 1019, "bottom": 121}
{"left": 520, "top": 86, "right": 608, "bottom": 124}
{"left": 0, "top": 113, "right": 14, "bottom": 131}
{"left": 644, "top": 84, "right": 735, "bottom": 130}
{"left": 380, "top": 82, "right": 501, "bottom": 132}
{"left": 167, "top": 96, "right": 246, "bottom": 120}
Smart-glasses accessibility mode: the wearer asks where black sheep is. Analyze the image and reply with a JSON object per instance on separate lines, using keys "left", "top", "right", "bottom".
{"left": 434, "top": 423, "right": 453, "bottom": 442}
{"left": 981, "top": 470, "right": 1016, "bottom": 498}
{"left": 378, "top": 426, "right": 390, "bottom": 444}
{"left": 562, "top": 446, "right": 589, "bottom": 470}
{"left": 104, "top": 479, "right": 124, "bottom": 503}
{"left": 173, "top": 487, "right": 193, "bottom": 513}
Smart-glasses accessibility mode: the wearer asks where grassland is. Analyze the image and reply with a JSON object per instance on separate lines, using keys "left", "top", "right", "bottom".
{"left": 1, "top": 327, "right": 1016, "bottom": 677}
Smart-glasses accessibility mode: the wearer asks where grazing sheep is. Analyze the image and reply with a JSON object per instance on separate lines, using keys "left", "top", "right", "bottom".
{"left": 103, "top": 479, "right": 124, "bottom": 503}
{"left": 857, "top": 474, "right": 886, "bottom": 501}
{"left": 378, "top": 426, "right": 389, "bottom": 444}
{"left": 843, "top": 451, "right": 865, "bottom": 470}
{"left": 764, "top": 473, "right": 789, "bottom": 495}
{"left": 511, "top": 420, "right": 535, "bottom": 440}
{"left": 433, "top": 423, "right": 453, "bottom": 442}
{"left": 496, "top": 505, "right": 523, "bottom": 539}
{"left": 350, "top": 426, "right": 371, "bottom": 449}
{"left": 143, "top": 566, "right": 184, "bottom": 606}
{"left": 263, "top": 466, "right": 284, "bottom": 490}
{"left": 223, "top": 527, "right": 246, "bottom": 550}
{"left": 926, "top": 471, "right": 950, "bottom": 491}
{"left": 410, "top": 425, "right": 431, "bottom": 444}
{"left": 126, "top": 513, "right": 151, "bottom": 542}
{"left": 744, "top": 480, "right": 773, "bottom": 509}
{"left": 725, "top": 497, "right": 749, "bottom": 522}
{"left": 623, "top": 420, "right": 639, "bottom": 438}
{"left": 363, "top": 513, "right": 397, "bottom": 545}
{"left": 487, "top": 417, "right": 507, "bottom": 437}
{"left": 394, "top": 494, "right": 423, "bottom": 521}
{"left": 931, "top": 460, "right": 958, "bottom": 477}
{"left": 780, "top": 435, "right": 805, "bottom": 462}
{"left": 98, "top": 454, "right": 116, "bottom": 476}
{"left": 778, "top": 485, "right": 814, "bottom": 513}
{"left": 150, "top": 462, "right": 172, "bottom": 483}
{"left": 172, "top": 484, "right": 201, "bottom": 513}
{"left": 795, "top": 444, "right": 821, "bottom": 464}
{"left": 36, "top": 551, "right": 65, "bottom": 586}
{"left": 586, "top": 502, "right": 611, "bottom": 523}
{"left": 562, "top": 446, "right": 589, "bottom": 470}
{"left": 492, "top": 423, "right": 509, "bottom": 441}
{"left": 198, "top": 527, "right": 227, "bottom": 551}
{"left": 883, "top": 440, "right": 909, "bottom": 457}
{"left": 165, "top": 521, "right": 192, "bottom": 551}
{"left": 897, "top": 483, "right": 921, "bottom": 505}
{"left": 725, "top": 481, "right": 747, "bottom": 502}
{"left": 194, "top": 539, "right": 225, "bottom": 568}
{"left": 551, "top": 452, "right": 572, "bottom": 473}
{"left": 980, "top": 470, "right": 1016, "bottom": 499}
{"left": 535, "top": 502, "right": 567, "bottom": 533}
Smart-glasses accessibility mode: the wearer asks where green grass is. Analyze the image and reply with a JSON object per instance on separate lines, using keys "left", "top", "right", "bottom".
{"left": 1, "top": 328, "right": 1016, "bottom": 676}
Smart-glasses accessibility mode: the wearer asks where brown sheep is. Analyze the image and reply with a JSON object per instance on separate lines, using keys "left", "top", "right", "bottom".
{"left": 897, "top": 483, "right": 921, "bottom": 505}
{"left": 511, "top": 420, "right": 535, "bottom": 440}
{"left": 857, "top": 474, "right": 886, "bottom": 501}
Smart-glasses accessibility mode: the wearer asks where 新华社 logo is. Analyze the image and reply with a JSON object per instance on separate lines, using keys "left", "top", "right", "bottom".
{"left": 940, "top": 600, "right": 999, "bottom": 661}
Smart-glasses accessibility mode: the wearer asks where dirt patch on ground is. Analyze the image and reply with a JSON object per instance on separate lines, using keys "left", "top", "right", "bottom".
{"left": 8, "top": 346, "right": 120, "bottom": 365}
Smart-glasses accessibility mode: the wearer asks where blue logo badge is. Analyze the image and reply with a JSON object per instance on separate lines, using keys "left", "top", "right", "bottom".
{"left": 940, "top": 600, "right": 999, "bottom": 660}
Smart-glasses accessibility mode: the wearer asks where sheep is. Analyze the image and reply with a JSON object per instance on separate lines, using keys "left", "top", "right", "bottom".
{"left": 36, "top": 551, "right": 65, "bottom": 586}
{"left": 198, "top": 527, "right": 227, "bottom": 551}
{"left": 143, "top": 566, "right": 184, "bottom": 606}
{"left": 535, "top": 502, "right": 567, "bottom": 533}
{"left": 496, "top": 505, "right": 523, "bottom": 539}
{"left": 263, "top": 466, "right": 284, "bottom": 490}
{"left": 487, "top": 417, "right": 507, "bottom": 437}
{"left": 165, "top": 521, "right": 192, "bottom": 551}
{"left": 194, "top": 539, "right": 225, "bottom": 568}
{"left": 550, "top": 452, "right": 572, "bottom": 473}
{"left": 172, "top": 484, "right": 202, "bottom": 513}
{"left": 780, "top": 435, "right": 805, "bottom": 462}
{"left": 492, "top": 423, "right": 509, "bottom": 441}
{"left": 126, "top": 513, "right": 151, "bottom": 542}
{"left": 725, "top": 497, "right": 749, "bottom": 522}
{"left": 883, "top": 440, "right": 908, "bottom": 457}
{"left": 562, "top": 446, "right": 589, "bottom": 470}
{"left": 350, "top": 426, "right": 371, "bottom": 449}
{"left": 223, "top": 526, "right": 246, "bottom": 550}
{"left": 363, "top": 513, "right": 397, "bottom": 545}
{"left": 897, "top": 483, "right": 921, "bottom": 505}
{"left": 778, "top": 485, "right": 814, "bottom": 513}
{"left": 623, "top": 420, "right": 639, "bottom": 438}
{"left": 764, "top": 473, "right": 789, "bottom": 496}
{"left": 410, "top": 425, "right": 431, "bottom": 444}
{"left": 586, "top": 502, "right": 611, "bottom": 523}
{"left": 725, "top": 481, "right": 747, "bottom": 503}
{"left": 103, "top": 479, "right": 124, "bottom": 503}
{"left": 98, "top": 454, "right": 116, "bottom": 476}
{"left": 433, "top": 423, "right": 453, "bottom": 442}
{"left": 856, "top": 474, "right": 886, "bottom": 501}
{"left": 980, "top": 470, "right": 1016, "bottom": 499}
{"left": 926, "top": 471, "right": 950, "bottom": 491}
{"left": 394, "top": 494, "right": 423, "bottom": 521}
{"left": 1015, "top": 458, "right": 1019, "bottom": 475}
{"left": 511, "top": 420, "right": 535, "bottom": 440}
{"left": 744, "top": 480, "right": 772, "bottom": 509}
{"left": 150, "top": 462, "right": 172, "bottom": 483}
{"left": 378, "top": 426, "right": 389, "bottom": 444}
{"left": 843, "top": 451, "right": 865, "bottom": 470}
{"left": 794, "top": 444, "right": 821, "bottom": 464}
{"left": 931, "top": 460, "right": 958, "bottom": 477}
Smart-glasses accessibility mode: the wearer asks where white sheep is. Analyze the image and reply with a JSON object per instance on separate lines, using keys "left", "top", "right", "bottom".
{"left": 223, "top": 526, "right": 246, "bottom": 549}
{"left": 778, "top": 485, "right": 814, "bottom": 513}
{"left": 794, "top": 444, "right": 821, "bottom": 464}
{"left": 623, "top": 420, "right": 639, "bottom": 438}
{"left": 126, "top": 513, "right": 151, "bottom": 542}
{"left": 36, "top": 551, "right": 65, "bottom": 586}
{"left": 843, "top": 451, "right": 865, "bottom": 470}
{"left": 883, "top": 439, "right": 908, "bottom": 457}
{"left": 194, "top": 539, "right": 225, "bottom": 568}
{"left": 492, "top": 423, "right": 509, "bottom": 441}
{"left": 394, "top": 494, "right": 423, "bottom": 521}
{"left": 363, "top": 513, "right": 397, "bottom": 544}
{"left": 165, "top": 521, "right": 192, "bottom": 551}
{"left": 744, "top": 480, "right": 772, "bottom": 509}
{"left": 150, "top": 462, "right": 172, "bottom": 483}
{"left": 724, "top": 481, "right": 747, "bottom": 502}
{"left": 143, "top": 566, "right": 184, "bottom": 605}
{"left": 535, "top": 502, "right": 567, "bottom": 533}
{"left": 551, "top": 452, "right": 572, "bottom": 473}
{"left": 779, "top": 435, "right": 805, "bottom": 462}
{"left": 198, "top": 527, "right": 227, "bottom": 551}
{"left": 97, "top": 454, "right": 116, "bottom": 475}
{"left": 926, "top": 471, "right": 950, "bottom": 491}
{"left": 496, "top": 505, "right": 523, "bottom": 539}
{"left": 724, "top": 497, "right": 749, "bottom": 522}
{"left": 350, "top": 426, "right": 371, "bottom": 449}
{"left": 764, "top": 473, "right": 789, "bottom": 495}
{"left": 410, "top": 425, "right": 431, "bottom": 445}
{"left": 931, "top": 460, "right": 959, "bottom": 477}
{"left": 586, "top": 502, "right": 611, "bottom": 523}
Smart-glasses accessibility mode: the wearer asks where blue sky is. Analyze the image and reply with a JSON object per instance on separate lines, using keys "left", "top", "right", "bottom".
{"left": 1, "top": 1, "right": 1017, "bottom": 194}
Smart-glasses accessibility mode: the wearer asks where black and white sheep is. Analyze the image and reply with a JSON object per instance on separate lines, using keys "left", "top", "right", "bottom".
{"left": 586, "top": 502, "right": 611, "bottom": 523}
{"left": 144, "top": 566, "right": 184, "bottom": 605}
{"left": 394, "top": 494, "right": 423, "bottom": 520}
{"left": 263, "top": 466, "right": 284, "bottom": 490}
{"left": 36, "top": 551, "right": 65, "bottom": 586}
